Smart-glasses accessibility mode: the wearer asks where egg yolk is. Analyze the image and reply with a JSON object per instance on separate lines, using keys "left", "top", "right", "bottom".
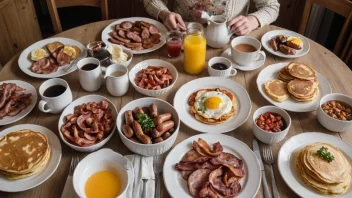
{"left": 205, "top": 97, "right": 222, "bottom": 109}
{"left": 290, "top": 38, "right": 303, "bottom": 45}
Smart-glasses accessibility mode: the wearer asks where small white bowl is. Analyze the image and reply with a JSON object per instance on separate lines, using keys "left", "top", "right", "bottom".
{"left": 73, "top": 149, "right": 133, "bottom": 198}
{"left": 317, "top": 93, "right": 352, "bottom": 132}
{"left": 252, "top": 106, "right": 291, "bottom": 144}
{"left": 58, "top": 95, "right": 118, "bottom": 152}
{"left": 109, "top": 47, "right": 133, "bottom": 67}
{"left": 129, "top": 59, "right": 178, "bottom": 97}
{"left": 116, "top": 98, "right": 180, "bottom": 156}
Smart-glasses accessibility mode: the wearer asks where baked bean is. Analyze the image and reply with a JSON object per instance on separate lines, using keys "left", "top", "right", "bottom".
{"left": 256, "top": 112, "right": 286, "bottom": 132}
{"left": 322, "top": 100, "right": 352, "bottom": 121}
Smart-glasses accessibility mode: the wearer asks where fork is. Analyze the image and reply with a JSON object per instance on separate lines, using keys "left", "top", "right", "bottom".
{"left": 61, "top": 156, "right": 80, "bottom": 198}
{"left": 153, "top": 155, "right": 163, "bottom": 198}
{"left": 262, "top": 145, "right": 280, "bottom": 198}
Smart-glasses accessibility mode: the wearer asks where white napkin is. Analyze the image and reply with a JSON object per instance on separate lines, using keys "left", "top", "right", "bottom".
{"left": 125, "top": 155, "right": 155, "bottom": 198}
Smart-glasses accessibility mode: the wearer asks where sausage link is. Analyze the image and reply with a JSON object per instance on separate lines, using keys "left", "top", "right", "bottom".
{"left": 279, "top": 44, "right": 296, "bottom": 55}
{"left": 142, "top": 107, "right": 150, "bottom": 116}
{"left": 168, "top": 127, "right": 175, "bottom": 134}
{"left": 143, "top": 128, "right": 152, "bottom": 136}
{"left": 156, "top": 120, "right": 175, "bottom": 133}
{"left": 124, "top": 110, "right": 134, "bottom": 125}
{"left": 162, "top": 132, "right": 171, "bottom": 140}
{"left": 149, "top": 103, "right": 158, "bottom": 118}
{"left": 153, "top": 137, "right": 164, "bottom": 143}
{"left": 129, "top": 136, "right": 143, "bottom": 144}
{"left": 122, "top": 124, "right": 134, "bottom": 138}
{"left": 132, "top": 121, "right": 152, "bottom": 144}
{"left": 269, "top": 38, "right": 278, "bottom": 51}
{"left": 155, "top": 113, "right": 172, "bottom": 125}
{"left": 134, "top": 107, "right": 144, "bottom": 114}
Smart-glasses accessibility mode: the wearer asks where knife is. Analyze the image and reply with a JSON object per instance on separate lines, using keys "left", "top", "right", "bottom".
{"left": 253, "top": 139, "right": 271, "bottom": 198}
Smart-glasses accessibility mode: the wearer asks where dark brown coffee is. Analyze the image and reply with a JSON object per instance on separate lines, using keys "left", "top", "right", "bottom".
{"left": 211, "top": 63, "right": 228, "bottom": 70}
{"left": 234, "top": 44, "right": 257, "bottom": 53}
{"left": 43, "top": 85, "right": 66, "bottom": 97}
{"left": 81, "top": 63, "right": 98, "bottom": 71}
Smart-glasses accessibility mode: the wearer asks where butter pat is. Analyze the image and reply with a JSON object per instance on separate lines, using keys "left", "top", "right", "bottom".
{"left": 108, "top": 45, "right": 128, "bottom": 64}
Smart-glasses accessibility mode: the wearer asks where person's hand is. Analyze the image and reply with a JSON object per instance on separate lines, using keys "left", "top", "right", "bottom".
{"left": 159, "top": 10, "right": 186, "bottom": 31}
{"left": 227, "top": 15, "right": 259, "bottom": 36}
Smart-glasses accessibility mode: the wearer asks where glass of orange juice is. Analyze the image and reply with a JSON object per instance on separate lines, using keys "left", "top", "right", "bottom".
{"left": 183, "top": 23, "right": 206, "bottom": 75}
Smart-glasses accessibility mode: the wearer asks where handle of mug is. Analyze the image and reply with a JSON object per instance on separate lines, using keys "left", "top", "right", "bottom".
{"left": 38, "top": 100, "right": 51, "bottom": 113}
{"left": 229, "top": 67, "right": 237, "bottom": 76}
{"left": 255, "top": 51, "right": 265, "bottom": 62}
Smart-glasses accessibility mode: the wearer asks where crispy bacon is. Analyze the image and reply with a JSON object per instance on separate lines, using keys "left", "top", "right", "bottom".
{"left": 134, "top": 66, "right": 173, "bottom": 90}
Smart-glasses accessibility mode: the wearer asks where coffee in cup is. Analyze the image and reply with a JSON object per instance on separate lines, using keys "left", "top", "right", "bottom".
{"left": 208, "top": 57, "right": 237, "bottom": 77}
{"left": 77, "top": 57, "right": 103, "bottom": 92}
{"left": 230, "top": 36, "right": 265, "bottom": 66}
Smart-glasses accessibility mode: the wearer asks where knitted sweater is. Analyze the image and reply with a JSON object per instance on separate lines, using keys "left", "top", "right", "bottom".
{"left": 143, "top": 0, "right": 280, "bottom": 27}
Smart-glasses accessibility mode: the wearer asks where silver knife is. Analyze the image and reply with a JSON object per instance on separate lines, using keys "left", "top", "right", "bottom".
{"left": 253, "top": 139, "right": 271, "bottom": 198}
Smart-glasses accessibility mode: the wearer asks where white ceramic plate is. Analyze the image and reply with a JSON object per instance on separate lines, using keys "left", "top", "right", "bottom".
{"left": 221, "top": 47, "right": 266, "bottom": 71}
{"left": 173, "top": 77, "right": 252, "bottom": 133}
{"left": 0, "top": 124, "right": 62, "bottom": 192}
{"left": 58, "top": 95, "right": 118, "bottom": 152}
{"left": 278, "top": 132, "right": 352, "bottom": 198}
{"left": 261, "top": 30, "right": 310, "bottom": 58}
{"left": 18, "top": 37, "right": 86, "bottom": 78}
{"left": 257, "top": 62, "right": 332, "bottom": 112}
{"left": 163, "top": 134, "right": 261, "bottom": 198}
{"left": 0, "top": 80, "right": 37, "bottom": 125}
{"left": 101, "top": 17, "right": 167, "bottom": 54}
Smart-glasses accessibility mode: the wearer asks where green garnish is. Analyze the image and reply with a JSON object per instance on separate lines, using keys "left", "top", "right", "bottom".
{"left": 197, "top": 107, "right": 206, "bottom": 114}
{"left": 317, "top": 146, "right": 335, "bottom": 163}
{"left": 136, "top": 113, "right": 155, "bottom": 130}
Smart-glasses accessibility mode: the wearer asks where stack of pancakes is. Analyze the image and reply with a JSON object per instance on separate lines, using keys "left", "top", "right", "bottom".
{"left": 264, "top": 62, "right": 319, "bottom": 102}
{"left": 0, "top": 129, "right": 51, "bottom": 180}
{"left": 296, "top": 142, "right": 351, "bottom": 195}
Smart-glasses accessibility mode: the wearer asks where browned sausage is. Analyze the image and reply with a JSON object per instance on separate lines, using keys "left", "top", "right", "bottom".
{"left": 134, "top": 107, "right": 144, "bottom": 114}
{"left": 122, "top": 124, "right": 134, "bottom": 138}
{"left": 279, "top": 44, "right": 296, "bottom": 55}
{"left": 132, "top": 121, "right": 152, "bottom": 144}
{"left": 142, "top": 107, "right": 150, "bottom": 116}
{"left": 155, "top": 113, "right": 172, "bottom": 125}
{"left": 129, "top": 136, "right": 143, "bottom": 144}
{"left": 143, "top": 128, "right": 152, "bottom": 136}
{"left": 124, "top": 110, "right": 134, "bottom": 125}
{"left": 162, "top": 132, "right": 171, "bottom": 140}
{"left": 150, "top": 103, "right": 158, "bottom": 118}
{"left": 154, "top": 137, "right": 164, "bottom": 143}
{"left": 157, "top": 120, "right": 175, "bottom": 132}
{"left": 269, "top": 38, "right": 278, "bottom": 51}
{"left": 168, "top": 128, "right": 175, "bottom": 134}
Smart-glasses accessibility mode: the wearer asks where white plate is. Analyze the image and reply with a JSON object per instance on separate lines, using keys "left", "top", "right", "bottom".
{"left": 18, "top": 37, "right": 87, "bottom": 79}
{"left": 173, "top": 77, "right": 251, "bottom": 133}
{"left": 102, "top": 17, "right": 168, "bottom": 54}
{"left": 163, "top": 134, "right": 261, "bottom": 198}
{"left": 278, "top": 132, "right": 352, "bottom": 198}
{"left": 256, "top": 62, "right": 332, "bottom": 112}
{"left": 0, "top": 80, "right": 37, "bottom": 125}
{"left": 58, "top": 95, "right": 118, "bottom": 152}
{"left": 221, "top": 47, "right": 266, "bottom": 71}
{"left": 0, "top": 124, "right": 62, "bottom": 192}
{"left": 261, "top": 30, "right": 310, "bottom": 58}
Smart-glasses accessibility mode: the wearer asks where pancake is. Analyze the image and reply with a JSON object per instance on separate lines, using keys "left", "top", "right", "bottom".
{"left": 291, "top": 88, "right": 319, "bottom": 102}
{"left": 287, "top": 79, "right": 317, "bottom": 98}
{"left": 0, "top": 130, "right": 50, "bottom": 177}
{"left": 278, "top": 66, "right": 295, "bottom": 82}
{"left": 264, "top": 80, "right": 289, "bottom": 102}
{"left": 287, "top": 62, "right": 316, "bottom": 80}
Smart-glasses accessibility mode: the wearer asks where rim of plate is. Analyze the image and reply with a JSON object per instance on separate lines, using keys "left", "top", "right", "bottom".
{"left": 278, "top": 132, "right": 352, "bottom": 198}
{"left": 261, "top": 30, "right": 310, "bottom": 58}
{"left": 0, "top": 124, "right": 62, "bottom": 192}
{"left": 101, "top": 17, "right": 167, "bottom": 54}
{"left": 163, "top": 133, "right": 261, "bottom": 198}
{"left": 0, "top": 80, "right": 37, "bottom": 125}
{"left": 173, "top": 77, "right": 252, "bottom": 133}
{"left": 18, "top": 37, "right": 87, "bottom": 79}
{"left": 256, "top": 62, "right": 332, "bottom": 112}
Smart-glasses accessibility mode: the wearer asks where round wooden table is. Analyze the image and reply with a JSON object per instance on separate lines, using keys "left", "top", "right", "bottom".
{"left": 0, "top": 20, "right": 351, "bottom": 198}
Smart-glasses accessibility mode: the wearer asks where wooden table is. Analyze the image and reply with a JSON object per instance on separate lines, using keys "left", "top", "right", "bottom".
{"left": 0, "top": 20, "right": 352, "bottom": 198}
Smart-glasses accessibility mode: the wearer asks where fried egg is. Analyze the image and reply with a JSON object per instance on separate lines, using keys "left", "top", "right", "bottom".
{"left": 31, "top": 48, "right": 49, "bottom": 61}
{"left": 63, "top": 46, "right": 76, "bottom": 58}
{"left": 287, "top": 36, "right": 303, "bottom": 46}
{"left": 194, "top": 90, "right": 233, "bottom": 119}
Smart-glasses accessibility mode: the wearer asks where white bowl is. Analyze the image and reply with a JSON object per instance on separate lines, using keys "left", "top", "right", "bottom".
{"left": 73, "top": 149, "right": 133, "bottom": 198}
{"left": 116, "top": 98, "right": 180, "bottom": 156}
{"left": 58, "top": 95, "right": 118, "bottom": 152}
{"left": 252, "top": 106, "right": 291, "bottom": 144}
{"left": 129, "top": 59, "right": 178, "bottom": 97}
{"left": 317, "top": 93, "right": 352, "bottom": 132}
{"left": 109, "top": 47, "right": 133, "bottom": 67}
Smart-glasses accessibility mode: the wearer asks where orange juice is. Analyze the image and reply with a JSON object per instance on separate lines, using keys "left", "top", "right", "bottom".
{"left": 85, "top": 170, "right": 121, "bottom": 198}
{"left": 183, "top": 23, "right": 206, "bottom": 75}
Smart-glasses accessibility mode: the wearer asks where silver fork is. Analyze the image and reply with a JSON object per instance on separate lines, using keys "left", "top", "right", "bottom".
{"left": 61, "top": 156, "right": 80, "bottom": 198}
{"left": 153, "top": 155, "right": 163, "bottom": 198}
{"left": 262, "top": 145, "right": 280, "bottom": 198}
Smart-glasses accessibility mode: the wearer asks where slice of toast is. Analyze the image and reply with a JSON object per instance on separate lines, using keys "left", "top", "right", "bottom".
{"left": 46, "top": 42, "right": 64, "bottom": 54}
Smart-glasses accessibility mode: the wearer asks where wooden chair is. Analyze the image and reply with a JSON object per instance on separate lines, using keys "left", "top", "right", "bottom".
{"left": 299, "top": 0, "right": 352, "bottom": 64}
{"left": 46, "top": 0, "right": 109, "bottom": 34}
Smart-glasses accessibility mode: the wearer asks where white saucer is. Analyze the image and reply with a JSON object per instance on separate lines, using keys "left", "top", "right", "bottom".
{"left": 221, "top": 47, "right": 266, "bottom": 71}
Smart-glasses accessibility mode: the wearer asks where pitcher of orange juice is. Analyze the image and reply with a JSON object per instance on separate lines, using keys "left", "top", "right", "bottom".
{"left": 184, "top": 23, "right": 206, "bottom": 75}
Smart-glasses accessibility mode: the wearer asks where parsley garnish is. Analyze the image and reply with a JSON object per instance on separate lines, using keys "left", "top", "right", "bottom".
{"left": 197, "top": 107, "right": 206, "bottom": 114}
{"left": 136, "top": 113, "right": 155, "bottom": 130}
{"left": 317, "top": 146, "right": 335, "bottom": 163}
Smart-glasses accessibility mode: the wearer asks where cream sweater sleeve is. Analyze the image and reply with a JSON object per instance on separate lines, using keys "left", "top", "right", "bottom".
{"left": 248, "top": 0, "right": 280, "bottom": 27}
{"left": 143, "top": 0, "right": 169, "bottom": 19}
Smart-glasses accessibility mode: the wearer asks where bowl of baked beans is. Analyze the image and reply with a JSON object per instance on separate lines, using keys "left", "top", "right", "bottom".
{"left": 317, "top": 93, "right": 352, "bottom": 132}
{"left": 252, "top": 106, "right": 291, "bottom": 144}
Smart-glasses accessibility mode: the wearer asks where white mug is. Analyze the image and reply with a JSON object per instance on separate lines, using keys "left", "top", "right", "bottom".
{"left": 77, "top": 57, "right": 103, "bottom": 92}
{"left": 208, "top": 57, "right": 237, "bottom": 77}
{"left": 230, "top": 36, "right": 265, "bottom": 66}
{"left": 104, "top": 64, "right": 129, "bottom": 96}
{"left": 38, "top": 78, "right": 72, "bottom": 114}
